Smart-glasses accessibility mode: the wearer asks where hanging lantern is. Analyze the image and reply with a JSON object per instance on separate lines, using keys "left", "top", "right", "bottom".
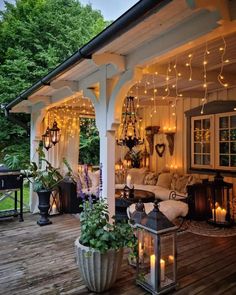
{"left": 117, "top": 96, "right": 144, "bottom": 150}
{"left": 42, "top": 127, "right": 52, "bottom": 150}
{"left": 50, "top": 120, "right": 61, "bottom": 145}
{"left": 135, "top": 201, "right": 178, "bottom": 295}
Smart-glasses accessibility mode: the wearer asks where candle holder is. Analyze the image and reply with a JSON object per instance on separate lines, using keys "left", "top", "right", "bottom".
{"left": 123, "top": 185, "right": 134, "bottom": 198}
{"left": 207, "top": 172, "right": 234, "bottom": 227}
{"left": 134, "top": 201, "right": 178, "bottom": 294}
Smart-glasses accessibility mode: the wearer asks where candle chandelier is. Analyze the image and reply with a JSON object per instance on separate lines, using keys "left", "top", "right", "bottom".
{"left": 117, "top": 96, "right": 144, "bottom": 150}
{"left": 42, "top": 120, "right": 61, "bottom": 150}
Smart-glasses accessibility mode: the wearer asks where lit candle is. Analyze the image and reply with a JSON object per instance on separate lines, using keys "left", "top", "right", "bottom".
{"left": 216, "top": 206, "right": 222, "bottom": 222}
{"left": 126, "top": 174, "right": 132, "bottom": 188}
{"left": 168, "top": 255, "right": 174, "bottom": 263}
{"left": 212, "top": 208, "right": 215, "bottom": 220}
{"left": 150, "top": 254, "right": 156, "bottom": 287}
{"left": 221, "top": 208, "right": 226, "bottom": 222}
{"left": 160, "top": 259, "right": 165, "bottom": 281}
{"left": 139, "top": 242, "right": 144, "bottom": 262}
{"left": 52, "top": 203, "right": 57, "bottom": 214}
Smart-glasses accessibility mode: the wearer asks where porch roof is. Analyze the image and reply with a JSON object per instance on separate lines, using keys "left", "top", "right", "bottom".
{"left": 5, "top": 0, "right": 230, "bottom": 114}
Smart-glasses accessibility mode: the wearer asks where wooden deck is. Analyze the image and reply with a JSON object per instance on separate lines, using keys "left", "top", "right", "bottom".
{"left": 1, "top": 214, "right": 236, "bottom": 295}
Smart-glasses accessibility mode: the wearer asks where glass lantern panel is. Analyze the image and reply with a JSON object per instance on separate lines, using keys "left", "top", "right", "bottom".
{"left": 160, "top": 233, "right": 176, "bottom": 289}
{"left": 137, "top": 230, "right": 156, "bottom": 289}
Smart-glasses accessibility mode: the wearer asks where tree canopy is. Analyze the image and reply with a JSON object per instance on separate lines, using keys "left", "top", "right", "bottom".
{"left": 0, "top": 0, "right": 106, "bottom": 166}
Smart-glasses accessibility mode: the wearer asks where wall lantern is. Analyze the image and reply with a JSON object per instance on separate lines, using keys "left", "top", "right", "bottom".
{"left": 117, "top": 96, "right": 144, "bottom": 150}
{"left": 42, "top": 127, "right": 53, "bottom": 150}
{"left": 135, "top": 201, "right": 178, "bottom": 295}
{"left": 50, "top": 120, "right": 61, "bottom": 145}
{"left": 207, "top": 172, "right": 234, "bottom": 227}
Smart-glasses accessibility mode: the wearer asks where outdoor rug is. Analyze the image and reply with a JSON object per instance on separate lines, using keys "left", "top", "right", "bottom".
{"left": 183, "top": 220, "right": 236, "bottom": 237}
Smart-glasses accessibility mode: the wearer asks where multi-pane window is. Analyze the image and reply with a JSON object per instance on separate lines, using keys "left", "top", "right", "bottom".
{"left": 216, "top": 113, "right": 236, "bottom": 170}
{"left": 191, "top": 115, "right": 213, "bottom": 168}
{"left": 191, "top": 112, "right": 236, "bottom": 171}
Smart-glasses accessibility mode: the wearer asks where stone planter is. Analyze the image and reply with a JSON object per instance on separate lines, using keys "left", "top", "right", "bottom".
{"left": 75, "top": 238, "right": 123, "bottom": 292}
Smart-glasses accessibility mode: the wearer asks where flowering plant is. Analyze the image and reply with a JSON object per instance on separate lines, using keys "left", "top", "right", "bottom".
{"left": 78, "top": 163, "right": 137, "bottom": 253}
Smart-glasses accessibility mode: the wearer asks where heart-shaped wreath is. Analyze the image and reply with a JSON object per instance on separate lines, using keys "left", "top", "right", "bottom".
{"left": 155, "top": 143, "right": 166, "bottom": 157}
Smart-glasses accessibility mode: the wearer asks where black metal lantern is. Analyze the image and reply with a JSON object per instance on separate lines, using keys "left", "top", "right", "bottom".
{"left": 135, "top": 201, "right": 177, "bottom": 295}
{"left": 207, "top": 172, "right": 234, "bottom": 227}
{"left": 42, "top": 127, "right": 52, "bottom": 150}
{"left": 117, "top": 96, "right": 144, "bottom": 150}
{"left": 50, "top": 120, "right": 61, "bottom": 145}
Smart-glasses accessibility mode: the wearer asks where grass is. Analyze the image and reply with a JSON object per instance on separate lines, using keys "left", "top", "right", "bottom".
{"left": 0, "top": 184, "right": 30, "bottom": 211}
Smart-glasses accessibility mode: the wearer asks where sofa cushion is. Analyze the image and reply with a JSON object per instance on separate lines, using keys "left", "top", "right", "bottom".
{"left": 128, "top": 200, "right": 188, "bottom": 221}
{"left": 156, "top": 173, "right": 172, "bottom": 189}
{"left": 171, "top": 173, "right": 200, "bottom": 194}
{"left": 88, "top": 170, "right": 100, "bottom": 188}
{"left": 127, "top": 167, "right": 148, "bottom": 185}
{"left": 144, "top": 172, "right": 158, "bottom": 185}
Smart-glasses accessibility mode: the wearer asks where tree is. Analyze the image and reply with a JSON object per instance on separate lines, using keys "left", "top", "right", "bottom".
{"left": 0, "top": 0, "right": 107, "bottom": 166}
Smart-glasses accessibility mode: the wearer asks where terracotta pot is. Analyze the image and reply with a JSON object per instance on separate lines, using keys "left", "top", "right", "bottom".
{"left": 75, "top": 238, "right": 123, "bottom": 292}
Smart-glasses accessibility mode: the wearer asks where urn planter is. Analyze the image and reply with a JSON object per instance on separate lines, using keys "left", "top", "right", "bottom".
{"left": 75, "top": 238, "right": 123, "bottom": 292}
{"left": 37, "top": 190, "right": 52, "bottom": 226}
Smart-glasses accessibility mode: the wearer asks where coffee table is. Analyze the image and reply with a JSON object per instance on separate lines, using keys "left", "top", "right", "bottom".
{"left": 115, "top": 188, "right": 155, "bottom": 222}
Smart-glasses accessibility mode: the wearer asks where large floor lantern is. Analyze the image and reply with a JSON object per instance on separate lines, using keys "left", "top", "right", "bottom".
{"left": 135, "top": 201, "right": 178, "bottom": 295}
{"left": 207, "top": 172, "right": 234, "bottom": 227}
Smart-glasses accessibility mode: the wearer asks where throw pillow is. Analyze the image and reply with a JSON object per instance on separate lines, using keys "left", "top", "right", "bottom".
{"left": 115, "top": 170, "right": 125, "bottom": 184}
{"left": 88, "top": 170, "right": 100, "bottom": 188}
{"left": 144, "top": 172, "right": 158, "bottom": 185}
{"left": 78, "top": 171, "right": 92, "bottom": 188}
{"left": 127, "top": 167, "right": 148, "bottom": 185}
{"left": 171, "top": 173, "right": 193, "bottom": 194}
{"left": 156, "top": 173, "right": 172, "bottom": 189}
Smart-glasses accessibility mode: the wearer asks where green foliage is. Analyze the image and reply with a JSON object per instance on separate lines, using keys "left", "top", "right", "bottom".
{"left": 26, "top": 146, "right": 63, "bottom": 192}
{"left": 0, "top": 0, "right": 107, "bottom": 165}
{"left": 80, "top": 200, "right": 137, "bottom": 253}
{"left": 79, "top": 118, "right": 99, "bottom": 165}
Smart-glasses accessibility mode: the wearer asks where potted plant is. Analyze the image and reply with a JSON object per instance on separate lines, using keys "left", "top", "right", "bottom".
{"left": 26, "top": 147, "right": 64, "bottom": 226}
{"left": 75, "top": 199, "right": 137, "bottom": 292}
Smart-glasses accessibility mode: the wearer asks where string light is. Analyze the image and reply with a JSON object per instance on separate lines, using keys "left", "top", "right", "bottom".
{"left": 218, "top": 35, "right": 229, "bottom": 88}
{"left": 162, "top": 62, "right": 171, "bottom": 100}
{"left": 200, "top": 43, "right": 209, "bottom": 114}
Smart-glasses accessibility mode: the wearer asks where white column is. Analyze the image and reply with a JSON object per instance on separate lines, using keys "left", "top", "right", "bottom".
{"left": 99, "top": 130, "right": 116, "bottom": 218}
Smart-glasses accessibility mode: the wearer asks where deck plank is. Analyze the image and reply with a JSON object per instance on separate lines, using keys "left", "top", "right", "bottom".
{"left": 0, "top": 214, "right": 236, "bottom": 295}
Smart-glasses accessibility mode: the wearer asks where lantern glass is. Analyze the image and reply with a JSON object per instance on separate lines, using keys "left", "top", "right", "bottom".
{"left": 207, "top": 174, "right": 234, "bottom": 227}
{"left": 42, "top": 127, "right": 52, "bottom": 150}
{"left": 50, "top": 121, "right": 61, "bottom": 145}
{"left": 137, "top": 229, "right": 177, "bottom": 294}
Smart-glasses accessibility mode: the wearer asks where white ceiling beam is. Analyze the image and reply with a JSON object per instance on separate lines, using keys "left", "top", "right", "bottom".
{"left": 28, "top": 95, "right": 51, "bottom": 104}
{"left": 207, "top": 58, "right": 236, "bottom": 71}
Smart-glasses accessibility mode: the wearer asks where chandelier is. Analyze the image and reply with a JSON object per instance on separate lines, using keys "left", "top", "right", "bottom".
{"left": 116, "top": 96, "right": 144, "bottom": 150}
{"left": 42, "top": 120, "right": 61, "bottom": 150}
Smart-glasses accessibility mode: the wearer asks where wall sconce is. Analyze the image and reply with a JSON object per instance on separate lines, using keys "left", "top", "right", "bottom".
{"left": 145, "top": 126, "right": 160, "bottom": 155}
{"left": 163, "top": 127, "right": 176, "bottom": 156}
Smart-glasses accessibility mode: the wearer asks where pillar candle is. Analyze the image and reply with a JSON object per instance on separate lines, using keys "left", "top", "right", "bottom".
{"left": 150, "top": 254, "right": 156, "bottom": 287}
{"left": 139, "top": 242, "right": 144, "bottom": 262}
{"left": 216, "top": 206, "right": 222, "bottom": 222}
{"left": 52, "top": 203, "right": 57, "bottom": 214}
{"left": 221, "top": 208, "right": 226, "bottom": 222}
{"left": 160, "top": 259, "right": 165, "bottom": 281}
{"left": 212, "top": 208, "right": 215, "bottom": 220}
{"left": 126, "top": 174, "right": 132, "bottom": 188}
